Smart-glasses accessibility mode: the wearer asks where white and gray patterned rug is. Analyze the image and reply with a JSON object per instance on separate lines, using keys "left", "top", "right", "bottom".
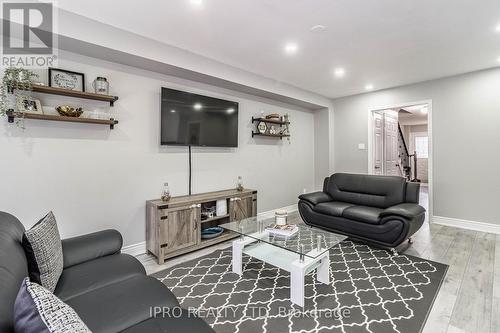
{"left": 153, "top": 241, "right": 447, "bottom": 333}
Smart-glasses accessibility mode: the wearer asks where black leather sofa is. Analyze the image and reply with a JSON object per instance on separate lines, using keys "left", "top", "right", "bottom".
{"left": 0, "top": 211, "right": 214, "bottom": 333}
{"left": 298, "top": 173, "right": 425, "bottom": 251}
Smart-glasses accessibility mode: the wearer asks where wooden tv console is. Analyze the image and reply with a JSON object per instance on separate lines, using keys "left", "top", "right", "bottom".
{"left": 146, "top": 188, "right": 257, "bottom": 264}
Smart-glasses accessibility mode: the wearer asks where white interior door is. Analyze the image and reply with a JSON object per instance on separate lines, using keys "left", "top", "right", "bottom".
{"left": 372, "top": 112, "right": 383, "bottom": 175}
{"left": 384, "top": 112, "right": 399, "bottom": 176}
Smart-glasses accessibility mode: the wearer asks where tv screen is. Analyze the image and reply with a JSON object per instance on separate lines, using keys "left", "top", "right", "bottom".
{"left": 160, "top": 87, "right": 239, "bottom": 147}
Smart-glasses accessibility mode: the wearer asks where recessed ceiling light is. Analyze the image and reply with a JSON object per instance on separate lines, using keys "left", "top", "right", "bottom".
{"left": 226, "top": 108, "right": 235, "bottom": 114}
{"left": 310, "top": 25, "right": 327, "bottom": 33}
{"left": 189, "top": 0, "right": 203, "bottom": 7}
{"left": 365, "top": 84, "right": 374, "bottom": 91}
{"left": 495, "top": 24, "right": 500, "bottom": 32}
{"left": 334, "top": 67, "right": 346, "bottom": 78}
{"left": 497, "top": 56, "right": 500, "bottom": 62}
{"left": 170, "top": 109, "right": 176, "bottom": 113}
{"left": 193, "top": 103, "right": 202, "bottom": 110}
{"left": 284, "top": 42, "right": 298, "bottom": 55}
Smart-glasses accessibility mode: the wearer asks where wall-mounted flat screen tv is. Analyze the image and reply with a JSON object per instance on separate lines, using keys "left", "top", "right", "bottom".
{"left": 160, "top": 87, "right": 239, "bottom": 147}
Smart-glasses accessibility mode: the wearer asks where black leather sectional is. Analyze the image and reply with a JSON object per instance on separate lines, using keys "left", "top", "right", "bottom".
{"left": 299, "top": 173, "right": 425, "bottom": 249}
{"left": 0, "top": 211, "right": 214, "bottom": 333}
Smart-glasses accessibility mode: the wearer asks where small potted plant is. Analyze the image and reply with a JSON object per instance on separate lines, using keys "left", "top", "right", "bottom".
{"left": 0, "top": 67, "right": 38, "bottom": 124}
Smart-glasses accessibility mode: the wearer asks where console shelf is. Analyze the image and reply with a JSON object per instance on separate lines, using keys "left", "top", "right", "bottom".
{"left": 201, "top": 214, "right": 230, "bottom": 224}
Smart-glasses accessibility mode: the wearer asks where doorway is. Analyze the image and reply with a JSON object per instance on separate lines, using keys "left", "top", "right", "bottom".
{"left": 368, "top": 101, "right": 432, "bottom": 217}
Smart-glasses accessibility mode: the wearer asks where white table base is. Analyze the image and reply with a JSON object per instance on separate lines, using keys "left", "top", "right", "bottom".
{"left": 232, "top": 236, "right": 331, "bottom": 307}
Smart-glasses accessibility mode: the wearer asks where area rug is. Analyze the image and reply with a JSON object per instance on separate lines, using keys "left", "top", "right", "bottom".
{"left": 153, "top": 241, "right": 447, "bottom": 333}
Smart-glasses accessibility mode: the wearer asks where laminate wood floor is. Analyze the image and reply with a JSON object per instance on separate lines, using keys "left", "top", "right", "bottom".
{"left": 138, "top": 188, "right": 499, "bottom": 333}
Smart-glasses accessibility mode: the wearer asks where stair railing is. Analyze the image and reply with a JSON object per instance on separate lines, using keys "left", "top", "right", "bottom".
{"left": 397, "top": 123, "right": 412, "bottom": 180}
{"left": 410, "top": 151, "right": 421, "bottom": 182}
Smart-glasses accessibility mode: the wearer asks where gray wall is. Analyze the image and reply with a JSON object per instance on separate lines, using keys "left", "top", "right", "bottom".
{"left": 314, "top": 108, "right": 332, "bottom": 189}
{"left": 0, "top": 51, "right": 318, "bottom": 246}
{"left": 333, "top": 67, "right": 500, "bottom": 224}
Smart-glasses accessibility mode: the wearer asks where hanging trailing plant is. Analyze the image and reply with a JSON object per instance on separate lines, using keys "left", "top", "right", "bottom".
{"left": 0, "top": 67, "right": 38, "bottom": 118}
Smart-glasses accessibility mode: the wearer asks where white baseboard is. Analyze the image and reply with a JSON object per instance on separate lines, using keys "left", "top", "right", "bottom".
{"left": 256, "top": 204, "right": 298, "bottom": 219}
{"left": 433, "top": 215, "right": 500, "bottom": 235}
{"left": 122, "top": 242, "right": 147, "bottom": 257}
{"left": 122, "top": 203, "right": 299, "bottom": 257}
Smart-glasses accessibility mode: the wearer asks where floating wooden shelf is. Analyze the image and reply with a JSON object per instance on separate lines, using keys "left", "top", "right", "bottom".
{"left": 252, "top": 117, "right": 290, "bottom": 125}
{"left": 252, "top": 132, "right": 290, "bottom": 139}
{"left": 6, "top": 110, "right": 118, "bottom": 129}
{"left": 9, "top": 84, "right": 119, "bottom": 106}
{"left": 251, "top": 115, "right": 290, "bottom": 141}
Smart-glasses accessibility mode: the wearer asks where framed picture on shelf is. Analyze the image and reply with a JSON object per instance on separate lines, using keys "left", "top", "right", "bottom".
{"left": 48, "top": 68, "right": 85, "bottom": 92}
{"left": 16, "top": 96, "right": 43, "bottom": 114}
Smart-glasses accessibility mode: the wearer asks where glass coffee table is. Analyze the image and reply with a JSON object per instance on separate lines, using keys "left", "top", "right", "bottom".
{"left": 220, "top": 214, "right": 347, "bottom": 307}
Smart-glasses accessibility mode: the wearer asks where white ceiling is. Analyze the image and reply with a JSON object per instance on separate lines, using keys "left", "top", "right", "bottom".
{"left": 56, "top": 0, "right": 500, "bottom": 99}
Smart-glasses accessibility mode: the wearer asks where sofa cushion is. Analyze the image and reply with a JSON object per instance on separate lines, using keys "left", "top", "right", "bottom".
{"left": 120, "top": 312, "right": 215, "bottom": 333}
{"left": 55, "top": 253, "right": 146, "bottom": 302}
{"left": 313, "top": 202, "right": 355, "bottom": 217}
{"left": 14, "top": 278, "right": 91, "bottom": 333}
{"left": 66, "top": 275, "right": 180, "bottom": 333}
{"left": 342, "top": 206, "right": 383, "bottom": 225}
{"left": 326, "top": 173, "right": 406, "bottom": 208}
{"left": 299, "top": 201, "right": 406, "bottom": 246}
{"left": 22, "top": 212, "right": 64, "bottom": 292}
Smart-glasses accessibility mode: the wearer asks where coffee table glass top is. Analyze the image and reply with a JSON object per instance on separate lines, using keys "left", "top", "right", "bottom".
{"left": 220, "top": 213, "right": 347, "bottom": 259}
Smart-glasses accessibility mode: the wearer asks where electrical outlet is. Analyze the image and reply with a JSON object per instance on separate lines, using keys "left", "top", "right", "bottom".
{"left": 303, "top": 188, "right": 307, "bottom": 194}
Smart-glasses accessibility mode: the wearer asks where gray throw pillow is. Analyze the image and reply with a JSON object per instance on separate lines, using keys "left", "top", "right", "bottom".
{"left": 14, "top": 278, "right": 91, "bottom": 333}
{"left": 22, "top": 211, "right": 64, "bottom": 292}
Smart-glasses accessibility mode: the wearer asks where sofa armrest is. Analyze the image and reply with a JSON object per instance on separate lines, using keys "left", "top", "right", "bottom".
{"left": 380, "top": 203, "right": 426, "bottom": 219}
{"left": 61, "top": 229, "right": 123, "bottom": 269}
{"left": 298, "top": 191, "right": 332, "bottom": 206}
{"left": 405, "top": 182, "right": 421, "bottom": 203}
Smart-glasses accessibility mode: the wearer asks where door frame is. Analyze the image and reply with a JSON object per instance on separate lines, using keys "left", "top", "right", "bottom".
{"left": 367, "top": 99, "right": 433, "bottom": 221}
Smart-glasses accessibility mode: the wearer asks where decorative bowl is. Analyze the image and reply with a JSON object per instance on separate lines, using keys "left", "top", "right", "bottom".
{"left": 56, "top": 105, "right": 83, "bottom": 117}
{"left": 201, "top": 227, "right": 224, "bottom": 239}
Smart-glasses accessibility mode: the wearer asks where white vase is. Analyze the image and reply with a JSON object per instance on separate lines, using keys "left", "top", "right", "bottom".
{"left": 216, "top": 199, "right": 227, "bottom": 216}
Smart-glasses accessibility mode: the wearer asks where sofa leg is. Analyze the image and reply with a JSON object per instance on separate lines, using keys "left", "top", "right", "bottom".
{"left": 390, "top": 248, "right": 398, "bottom": 256}
{"left": 408, "top": 237, "right": 414, "bottom": 244}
